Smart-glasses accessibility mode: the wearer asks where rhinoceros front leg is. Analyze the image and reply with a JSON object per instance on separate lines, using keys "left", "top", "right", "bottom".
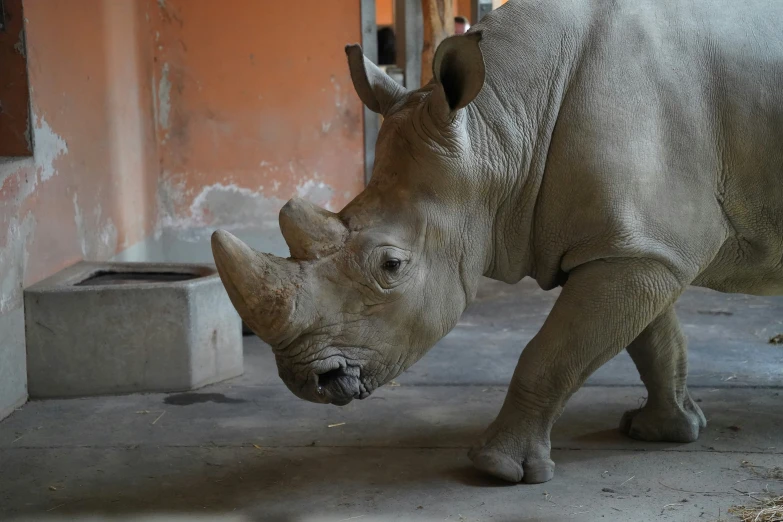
{"left": 469, "top": 258, "right": 687, "bottom": 483}
{"left": 620, "top": 307, "right": 707, "bottom": 442}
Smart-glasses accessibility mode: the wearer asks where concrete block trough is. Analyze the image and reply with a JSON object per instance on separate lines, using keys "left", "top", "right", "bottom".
{"left": 24, "top": 262, "right": 243, "bottom": 398}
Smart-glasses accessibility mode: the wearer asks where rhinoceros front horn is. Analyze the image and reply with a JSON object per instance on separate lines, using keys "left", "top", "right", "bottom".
{"left": 211, "top": 230, "right": 301, "bottom": 346}
{"left": 279, "top": 197, "right": 347, "bottom": 260}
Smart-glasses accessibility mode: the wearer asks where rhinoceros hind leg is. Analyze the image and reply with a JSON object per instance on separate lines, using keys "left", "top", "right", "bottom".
{"left": 620, "top": 307, "right": 707, "bottom": 442}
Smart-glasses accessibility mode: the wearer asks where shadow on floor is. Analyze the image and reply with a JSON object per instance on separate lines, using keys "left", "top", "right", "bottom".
{"left": 3, "top": 425, "right": 641, "bottom": 521}
{"left": 11, "top": 515, "right": 567, "bottom": 522}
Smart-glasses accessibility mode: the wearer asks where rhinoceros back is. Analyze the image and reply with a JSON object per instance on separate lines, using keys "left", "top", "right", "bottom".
{"left": 472, "top": 0, "right": 783, "bottom": 294}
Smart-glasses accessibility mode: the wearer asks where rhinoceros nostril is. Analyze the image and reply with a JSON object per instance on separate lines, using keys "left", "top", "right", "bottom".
{"left": 316, "top": 368, "right": 345, "bottom": 388}
{"left": 313, "top": 366, "right": 362, "bottom": 405}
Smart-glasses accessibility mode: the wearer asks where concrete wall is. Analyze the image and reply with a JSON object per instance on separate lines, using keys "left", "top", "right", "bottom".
{"left": 0, "top": 0, "right": 160, "bottom": 420}
{"left": 0, "top": 0, "right": 365, "bottom": 420}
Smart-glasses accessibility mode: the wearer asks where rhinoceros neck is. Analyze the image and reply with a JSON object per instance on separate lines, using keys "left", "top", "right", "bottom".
{"left": 467, "top": 0, "right": 591, "bottom": 284}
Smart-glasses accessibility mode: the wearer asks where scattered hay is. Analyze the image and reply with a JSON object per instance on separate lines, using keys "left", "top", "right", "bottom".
{"left": 725, "top": 462, "right": 783, "bottom": 521}
{"left": 741, "top": 461, "right": 783, "bottom": 481}
{"left": 728, "top": 494, "right": 783, "bottom": 522}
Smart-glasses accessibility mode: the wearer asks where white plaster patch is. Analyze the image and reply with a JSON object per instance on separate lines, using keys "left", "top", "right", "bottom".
{"left": 156, "top": 177, "right": 336, "bottom": 243}
{"left": 0, "top": 158, "right": 29, "bottom": 193}
{"left": 73, "top": 195, "right": 118, "bottom": 260}
{"left": 151, "top": 74, "right": 159, "bottom": 137}
{"left": 97, "top": 219, "right": 119, "bottom": 259}
{"left": 188, "top": 183, "right": 284, "bottom": 230}
{"left": 330, "top": 76, "right": 343, "bottom": 109}
{"left": 34, "top": 115, "right": 68, "bottom": 182}
{"left": 73, "top": 193, "right": 88, "bottom": 258}
{"left": 23, "top": 113, "right": 31, "bottom": 153}
{"left": 0, "top": 112, "right": 66, "bottom": 205}
{"left": 13, "top": 29, "right": 26, "bottom": 58}
{"left": 258, "top": 160, "right": 279, "bottom": 173}
{"left": 0, "top": 213, "right": 36, "bottom": 314}
{"left": 156, "top": 182, "right": 294, "bottom": 242}
{"left": 157, "top": 63, "right": 172, "bottom": 131}
{"left": 155, "top": 173, "right": 189, "bottom": 239}
{"left": 296, "top": 179, "right": 334, "bottom": 210}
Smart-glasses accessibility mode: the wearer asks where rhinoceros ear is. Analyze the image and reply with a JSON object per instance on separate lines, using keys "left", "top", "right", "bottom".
{"left": 432, "top": 32, "right": 485, "bottom": 115}
{"left": 345, "top": 44, "right": 407, "bottom": 115}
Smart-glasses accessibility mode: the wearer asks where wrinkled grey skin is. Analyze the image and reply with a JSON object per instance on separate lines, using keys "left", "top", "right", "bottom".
{"left": 212, "top": 0, "right": 783, "bottom": 484}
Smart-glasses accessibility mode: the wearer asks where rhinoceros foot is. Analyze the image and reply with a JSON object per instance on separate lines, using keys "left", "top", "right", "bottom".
{"left": 468, "top": 416, "right": 555, "bottom": 484}
{"left": 619, "top": 392, "right": 706, "bottom": 443}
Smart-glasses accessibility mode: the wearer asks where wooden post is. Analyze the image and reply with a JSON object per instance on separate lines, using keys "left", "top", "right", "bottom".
{"left": 395, "top": 0, "right": 423, "bottom": 89}
{"left": 421, "top": 0, "right": 454, "bottom": 85}
{"left": 360, "top": 0, "right": 379, "bottom": 185}
{"left": 455, "top": 0, "right": 472, "bottom": 20}
{"left": 471, "top": 0, "right": 493, "bottom": 27}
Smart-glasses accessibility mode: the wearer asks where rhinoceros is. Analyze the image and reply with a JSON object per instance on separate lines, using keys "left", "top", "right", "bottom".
{"left": 211, "top": 0, "right": 783, "bottom": 484}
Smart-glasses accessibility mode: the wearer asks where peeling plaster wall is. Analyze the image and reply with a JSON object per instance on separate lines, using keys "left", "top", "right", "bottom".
{"left": 0, "top": 0, "right": 160, "bottom": 420}
{"left": 120, "top": 0, "right": 365, "bottom": 262}
{"left": 1, "top": 0, "right": 366, "bottom": 418}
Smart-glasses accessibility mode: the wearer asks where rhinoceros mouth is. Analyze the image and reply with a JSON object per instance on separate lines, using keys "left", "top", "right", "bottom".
{"left": 314, "top": 363, "right": 369, "bottom": 405}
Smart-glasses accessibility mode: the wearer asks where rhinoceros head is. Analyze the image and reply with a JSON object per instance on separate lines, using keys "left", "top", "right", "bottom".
{"left": 212, "top": 33, "right": 487, "bottom": 405}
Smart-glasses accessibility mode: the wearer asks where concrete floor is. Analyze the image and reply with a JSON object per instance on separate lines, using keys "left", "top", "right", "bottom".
{"left": 1, "top": 278, "right": 782, "bottom": 521}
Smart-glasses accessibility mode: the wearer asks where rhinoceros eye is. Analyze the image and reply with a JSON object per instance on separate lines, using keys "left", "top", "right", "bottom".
{"left": 382, "top": 258, "right": 401, "bottom": 271}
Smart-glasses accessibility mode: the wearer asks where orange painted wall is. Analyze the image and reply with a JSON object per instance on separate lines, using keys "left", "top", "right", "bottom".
{"left": 1, "top": 0, "right": 366, "bottom": 415}
{"left": 0, "top": 0, "right": 159, "bottom": 288}
{"left": 377, "top": 0, "right": 393, "bottom": 25}
{"left": 2, "top": 0, "right": 366, "bottom": 291}
{"left": 149, "top": 0, "right": 365, "bottom": 236}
